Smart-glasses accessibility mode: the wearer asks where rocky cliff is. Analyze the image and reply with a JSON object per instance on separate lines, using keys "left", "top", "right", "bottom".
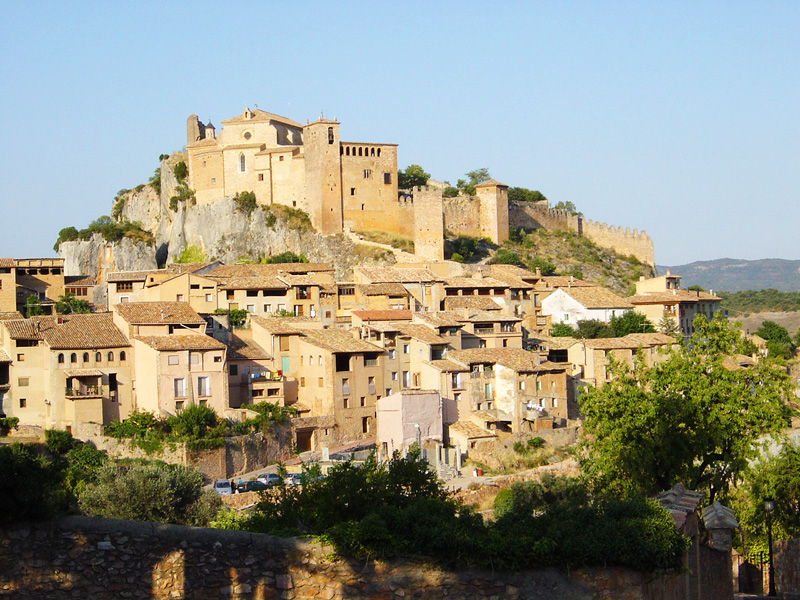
{"left": 59, "top": 157, "right": 395, "bottom": 279}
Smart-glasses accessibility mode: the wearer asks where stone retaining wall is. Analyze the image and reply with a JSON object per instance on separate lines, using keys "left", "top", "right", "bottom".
{"left": 2, "top": 517, "right": 703, "bottom": 600}
{"left": 775, "top": 538, "right": 800, "bottom": 598}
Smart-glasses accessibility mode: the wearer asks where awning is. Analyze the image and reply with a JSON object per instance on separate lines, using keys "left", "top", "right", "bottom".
{"left": 64, "top": 369, "right": 103, "bottom": 377}
{"left": 0, "top": 349, "right": 10, "bottom": 362}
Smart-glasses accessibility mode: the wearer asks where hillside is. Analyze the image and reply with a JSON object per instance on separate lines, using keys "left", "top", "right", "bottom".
{"left": 658, "top": 258, "right": 800, "bottom": 292}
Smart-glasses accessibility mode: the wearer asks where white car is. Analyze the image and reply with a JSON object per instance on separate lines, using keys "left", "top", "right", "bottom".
{"left": 213, "top": 479, "right": 233, "bottom": 495}
{"left": 257, "top": 473, "right": 282, "bottom": 487}
{"left": 284, "top": 473, "right": 303, "bottom": 486}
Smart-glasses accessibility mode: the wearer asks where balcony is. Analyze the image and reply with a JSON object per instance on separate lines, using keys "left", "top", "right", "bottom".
{"left": 474, "top": 326, "right": 495, "bottom": 334}
{"left": 243, "top": 370, "right": 283, "bottom": 383}
{"left": 65, "top": 385, "right": 103, "bottom": 398}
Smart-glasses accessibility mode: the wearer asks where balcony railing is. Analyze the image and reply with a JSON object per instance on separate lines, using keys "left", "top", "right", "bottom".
{"left": 65, "top": 386, "right": 102, "bottom": 398}
{"left": 243, "top": 371, "right": 283, "bottom": 383}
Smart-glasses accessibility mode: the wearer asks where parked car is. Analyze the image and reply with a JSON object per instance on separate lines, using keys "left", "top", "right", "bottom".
{"left": 284, "top": 473, "right": 303, "bottom": 486}
{"left": 257, "top": 473, "right": 282, "bottom": 487}
{"left": 237, "top": 480, "right": 270, "bottom": 493}
{"left": 213, "top": 479, "right": 232, "bottom": 495}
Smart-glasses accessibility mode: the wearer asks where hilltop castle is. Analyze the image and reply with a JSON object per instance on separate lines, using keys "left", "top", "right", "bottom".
{"left": 185, "top": 107, "right": 653, "bottom": 266}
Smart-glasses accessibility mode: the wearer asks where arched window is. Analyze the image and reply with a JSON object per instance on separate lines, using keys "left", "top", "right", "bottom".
{"left": 345, "top": 147, "right": 350, "bottom": 156}
{"left": 120, "top": 351, "right": 126, "bottom": 361}
{"left": 95, "top": 352, "right": 102, "bottom": 362}
{"left": 83, "top": 352, "right": 89, "bottom": 362}
{"left": 57, "top": 353, "right": 64, "bottom": 364}
{"left": 327, "top": 127, "right": 334, "bottom": 145}
{"left": 358, "top": 147, "right": 363, "bottom": 157}
{"left": 108, "top": 351, "right": 114, "bottom": 361}
{"left": 371, "top": 148, "right": 375, "bottom": 157}
{"left": 70, "top": 353, "right": 77, "bottom": 363}
{"left": 377, "top": 148, "right": 381, "bottom": 157}
{"left": 239, "top": 153, "right": 246, "bottom": 172}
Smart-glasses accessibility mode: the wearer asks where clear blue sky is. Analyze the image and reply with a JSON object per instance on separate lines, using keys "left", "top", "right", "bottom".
{"left": 1, "top": 2, "right": 798, "bottom": 266}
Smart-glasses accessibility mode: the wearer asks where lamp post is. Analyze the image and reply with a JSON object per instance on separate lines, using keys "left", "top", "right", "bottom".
{"left": 764, "top": 497, "right": 776, "bottom": 596}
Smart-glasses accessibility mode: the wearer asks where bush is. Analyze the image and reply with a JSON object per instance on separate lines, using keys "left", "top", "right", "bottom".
{"left": 174, "top": 245, "right": 206, "bottom": 264}
{"left": 215, "top": 308, "right": 248, "bottom": 328}
{"left": 78, "top": 461, "right": 220, "bottom": 526}
{"left": 492, "top": 248, "right": 522, "bottom": 265}
{"left": 45, "top": 429, "right": 78, "bottom": 455}
{"left": 233, "top": 191, "right": 258, "bottom": 216}
{"left": 527, "top": 257, "right": 557, "bottom": 276}
{"left": 443, "top": 186, "right": 459, "bottom": 198}
{"left": 264, "top": 251, "right": 307, "bottom": 264}
{"left": 0, "top": 443, "right": 61, "bottom": 524}
{"left": 149, "top": 167, "right": 161, "bottom": 194}
{"left": 166, "top": 405, "right": 219, "bottom": 438}
{"left": 0, "top": 417, "right": 19, "bottom": 436}
{"left": 172, "top": 161, "right": 188, "bottom": 181}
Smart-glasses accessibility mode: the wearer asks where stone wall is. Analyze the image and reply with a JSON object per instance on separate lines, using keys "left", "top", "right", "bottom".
{"left": 443, "top": 195, "right": 482, "bottom": 238}
{"left": 581, "top": 219, "right": 654, "bottom": 267}
{"left": 775, "top": 538, "right": 800, "bottom": 598}
{"left": 509, "top": 201, "right": 578, "bottom": 232}
{"left": 0, "top": 517, "right": 707, "bottom": 600}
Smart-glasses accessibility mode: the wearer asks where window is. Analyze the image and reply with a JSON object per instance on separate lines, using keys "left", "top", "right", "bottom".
{"left": 341, "top": 378, "right": 350, "bottom": 395}
{"left": 175, "top": 400, "right": 184, "bottom": 411}
{"left": 168, "top": 355, "right": 179, "bottom": 366}
{"left": 391, "top": 372, "right": 398, "bottom": 381}
{"left": 70, "top": 353, "right": 76, "bottom": 363}
{"left": 229, "top": 364, "right": 238, "bottom": 376}
{"left": 386, "top": 388, "right": 392, "bottom": 396}
{"left": 95, "top": 352, "right": 102, "bottom": 362}
{"left": 18, "top": 377, "right": 29, "bottom": 387}
{"left": 388, "top": 349, "right": 396, "bottom": 359}
{"left": 451, "top": 373, "right": 461, "bottom": 389}
{"left": 360, "top": 396, "right": 366, "bottom": 407}
{"left": 83, "top": 352, "right": 89, "bottom": 362}
{"left": 365, "top": 356, "right": 377, "bottom": 367}
{"left": 327, "top": 126, "right": 334, "bottom": 144}
{"left": 350, "top": 188, "right": 356, "bottom": 196}
{"left": 343, "top": 397, "right": 349, "bottom": 409}
{"left": 57, "top": 353, "right": 64, "bottom": 364}
{"left": 116, "top": 282, "right": 133, "bottom": 292}
{"left": 258, "top": 173, "right": 264, "bottom": 181}
{"left": 363, "top": 169, "right": 372, "bottom": 179}
{"left": 205, "top": 294, "right": 213, "bottom": 302}
{"left": 213, "top": 355, "right": 222, "bottom": 363}
{"left": 383, "top": 172, "right": 391, "bottom": 184}
{"left": 318, "top": 377, "right": 324, "bottom": 387}
{"left": 239, "top": 153, "right": 246, "bottom": 172}
{"left": 19, "top": 398, "right": 26, "bottom": 408}
{"left": 174, "top": 378, "right": 186, "bottom": 398}
{"left": 246, "top": 305, "right": 255, "bottom": 313}
{"left": 176, "top": 294, "right": 184, "bottom": 302}
{"left": 120, "top": 351, "right": 126, "bottom": 361}
{"left": 402, "top": 371, "right": 410, "bottom": 387}
{"left": 264, "top": 304, "right": 271, "bottom": 313}
{"left": 403, "top": 344, "right": 409, "bottom": 354}
{"left": 190, "top": 353, "right": 200, "bottom": 365}
{"left": 300, "top": 377, "right": 306, "bottom": 387}
{"left": 252, "top": 389, "right": 264, "bottom": 397}
{"left": 197, "top": 376, "right": 210, "bottom": 397}
{"left": 108, "top": 351, "right": 114, "bottom": 361}
{"left": 362, "top": 417, "right": 370, "bottom": 433}
{"left": 368, "top": 376, "right": 376, "bottom": 395}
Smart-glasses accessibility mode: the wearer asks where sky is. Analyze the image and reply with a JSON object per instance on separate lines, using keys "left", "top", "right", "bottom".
{"left": 1, "top": 2, "right": 798, "bottom": 266}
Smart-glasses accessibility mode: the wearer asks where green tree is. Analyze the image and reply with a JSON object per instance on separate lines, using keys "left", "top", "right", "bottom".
{"left": 507, "top": 187, "right": 547, "bottom": 203}
{"left": 756, "top": 320, "right": 795, "bottom": 358}
{"left": 0, "top": 444, "right": 60, "bottom": 525}
{"left": 491, "top": 248, "right": 522, "bottom": 265}
{"left": 24, "top": 294, "right": 45, "bottom": 317}
{"left": 78, "top": 461, "right": 220, "bottom": 526}
{"left": 658, "top": 311, "right": 680, "bottom": 337}
{"left": 574, "top": 319, "right": 613, "bottom": 339}
{"left": 55, "top": 293, "right": 91, "bottom": 314}
{"left": 553, "top": 201, "right": 581, "bottom": 216}
{"left": 550, "top": 323, "right": 576, "bottom": 337}
{"left": 687, "top": 284, "right": 705, "bottom": 292}
{"left": 172, "top": 161, "right": 188, "bottom": 181}
{"left": 264, "top": 251, "right": 307, "bottom": 264}
{"left": 732, "top": 444, "right": 800, "bottom": 545}
{"left": 457, "top": 168, "right": 490, "bottom": 196}
{"left": 442, "top": 186, "right": 459, "bottom": 198}
{"left": 174, "top": 245, "right": 207, "bottom": 264}
{"left": 397, "top": 164, "right": 430, "bottom": 189}
{"left": 609, "top": 311, "right": 655, "bottom": 337}
{"left": 580, "top": 314, "right": 792, "bottom": 500}
{"left": 166, "top": 404, "right": 219, "bottom": 438}
{"left": 526, "top": 257, "right": 557, "bottom": 276}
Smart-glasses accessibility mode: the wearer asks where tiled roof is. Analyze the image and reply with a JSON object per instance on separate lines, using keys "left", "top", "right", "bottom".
{"left": 357, "top": 283, "right": 408, "bottom": 296}
{"left": 64, "top": 368, "right": 104, "bottom": 377}
{"left": 225, "top": 336, "right": 270, "bottom": 360}
{"left": 444, "top": 296, "right": 503, "bottom": 311}
{"left": 0, "top": 312, "right": 24, "bottom": 321}
{"left": 211, "top": 276, "right": 289, "bottom": 290}
{"left": 107, "top": 270, "right": 155, "bottom": 282}
{"left": 624, "top": 333, "right": 678, "bottom": 345}
{"left": 557, "top": 287, "right": 632, "bottom": 309}
{"left": 356, "top": 267, "right": 441, "bottom": 284}
{"left": 702, "top": 501, "right": 738, "bottom": 530}
{"left": 220, "top": 108, "right": 303, "bottom": 129}
{"left": 164, "top": 263, "right": 215, "bottom": 274}
{"left": 277, "top": 274, "right": 321, "bottom": 286}
{"left": 629, "top": 290, "right": 721, "bottom": 304}
{"left": 428, "top": 359, "right": 468, "bottom": 372}
{"left": 414, "top": 311, "right": 464, "bottom": 328}
{"left": 0, "top": 258, "right": 15, "bottom": 268}
{"left": 250, "top": 315, "right": 307, "bottom": 335}
{"left": 209, "top": 263, "right": 332, "bottom": 279}
{"left": 474, "top": 179, "right": 507, "bottom": 188}
{"left": 351, "top": 309, "right": 413, "bottom": 322}
{"left": 449, "top": 348, "right": 544, "bottom": 372}
{"left": 136, "top": 334, "right": 226, "bottom": 351}
{"left": 539, "top": 275, "right": 594, "bottom": 289}
{"left": 0, "top": 349, "right": 11, "bottom": 362}
{"left": 581, "top": 333, "right": 676, "bottom": 351}
{"left": 395, "top": 324, "right": 448, "bottom": 345}
{"left": 539, "top": 336, "right": 579, "bottom": 350}
{"left": 30, "top": 314, "right": 130, "bottom": 349}
{"left": 300, "top": 329, "right": 383, "bottom": 354}
{"left": 65, "top": 275, "right": 95, "bottom": 286}
{"left": 462, "top": 310, "right": 521, "bottom": 323}
{"left": 656, "top": 483, "right": 704, "bottom": 530}
{"left": 3, "top": 320, "right": 41, "bottom": 340}
{"left": 487, "top": 265, "right": 536, "bottom": 288}
{"left": 444, "top": 276, "right": 509, "bottom": 289}
{"left": 114, "top": 302, "right": 206, "bottom": 325}
{"left": 448, "top": 420, "right": 497, "bottom": 439}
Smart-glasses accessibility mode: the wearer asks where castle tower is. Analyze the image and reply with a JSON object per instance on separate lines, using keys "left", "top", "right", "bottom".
{"left": 303, "top": 118, "right": 343, "bottom": 235}
{"left": 475, "top": 179, "right": 509, "bottom": 244}
{"left": 412, "top": 186, "right": 444, "bottom": 261}
{"left": 186, "top": 114, "right": 202, "bottom": 145}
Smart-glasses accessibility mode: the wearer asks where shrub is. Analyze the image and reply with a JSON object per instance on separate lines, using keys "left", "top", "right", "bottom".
{"left": 214, "top": 308, "right": 248, "bottom": 328}
{"left": 527, "top": 257, "right": 557, "bottom": 276}
{"left": 172, "top": 161, "right": 188, "bottom": 181}
{"left": 78, "top": 461, "right": 221, "bottom": 526}
{"left": 174, "top": 245, "right": 206, "bottom": 264}
{"left": 45, "top": 429, "right": 78, "bottom": 455}
{"left": 492, "top": 248, "right": 522, "bottom": 265}
{"left": 166, "top": 405, "right": 219, "bottom": 438}
{"left": 233, "top": 191, "right": 258, "bottom": 216}
{"left": 0, "top": 417, "right": 19, "bottom": 436}
{"left": 264, "top": 251, "right": 307, "bottom": 264}
{"left": 0, "top": 444, "right": 61, "bottom": 525}
{"left": 149, "top": 167, "right": 162, "bottom": 194}
{"left": 443, "top": 186, "right": 459, "bottom": 198}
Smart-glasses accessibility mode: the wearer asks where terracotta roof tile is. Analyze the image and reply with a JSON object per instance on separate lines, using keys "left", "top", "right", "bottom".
{"left": 462, "top": 310, "right": 521, "bottom": 323}
{"left": 444, "top": 296, "right": 503, "bottom": 311}
{"left": 209, "top": 263, "right": 332, "bottom": 279}
{"left": 225, "top": 336, "right": 271, "bottom": 360}
{"left": 114, "top": 302, "right": 206, "bottom": 325}
{"left": 414, "top": 312, "right": 464, "bottom": 328}
{"left": 629, "top": 290, "right": 721, "bottom": 304}
{"left": 351, "top": 310, "right": 413, "bottom": 322}
{"left": 106, "top": 270, "right": 156, "bottom": 282}
{"left": 448, "top": 420, "right": 497, "bottom": 439}
{"left": 250, "top": 316, "right": 307, "bottom": 335}
{"left": 0, "top": 258, "right": 15, "bottom": 268}
{"left": 357, "top": 283, "right": 408, "bottom": 296}
{"left": 300, "top": 329, "right": 383, "bottom": 354}
{"left": 557, "top": 287, "right": 632, "bottom": 309}
{"left": 0, "top": 349, "right": 11, "bottom": 362}
{"left": 65, "top": 275, "right": 95, "bottom": 286}
{"left": 395, "top": 323, "right": 448, "bottom": 345}
{"left": 444, "top": 276, "right": 509, "bottom": 289}
{"left": 428, "top": 359, "right": 469, "bottom": 372}
{"left": 0, "top": 312, "right": 24, "bottom": 321}
{"left": 136, "top": 334, "right": 226, "bottom": 351}
{"left": 30, "top": 314, "right": 130, "bottom": 349}
{"left": 356, "top": 266, "right": 441, "bottom": 284}
{"left": 211, "top": 276, "right": 289, "bottom": 290}
{"left": 3, "top": 320, "right": 41, "bottom": 340}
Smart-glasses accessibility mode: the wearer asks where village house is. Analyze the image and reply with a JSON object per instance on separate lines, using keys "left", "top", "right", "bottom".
{"left": 541, "top": 285, "right": 632, "bottom": 329}
{"left": 0, "top": 312, "right": 132, "bottom": 432}
{"left": 0, "top": 258, "right": 66, "bottom": 314}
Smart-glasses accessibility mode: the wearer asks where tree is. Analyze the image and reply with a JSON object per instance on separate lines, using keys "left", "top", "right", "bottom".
{"left": 265, "top": 251, "right": 307, "bottom": 264}
{"left": 491, "top": 248, "right": 522, "bottom": 265}
{"left": 174, "top": 245, "right": 206, "bottom": 264}
{"left": 457, "top": 168, "right": 490, "bottom": 196}
{"left": 658, "top": 311, "right": 680, "bottom": 337}
{"left": 0, "top": 443, "right": 61, "bottom": 525}
{"left": 55, "top": 293, "right": 91, "bottom": 314}
{"left": 609, "top": 311, "right": 655, "bottom": 337}
{"left": 580, "top": 314, "right": 792, "bottom": 500}
{"left": 687, "top": 284, "right": 704, "bottom": 292}
{"left": 550, "top": 323, "right": 576, "bottom": 337}
{"left": 526, "top": 257, "right": 557, "bottom": 276}
{"left": 78, "top": 461, "right": 220, "bottom": 526}
{"left": 574, "top": 319, "right": 613, "bottom": 339}
{"left": 397, "top": 164, "right": 430, "bottom": 190}
{"left": 507, "top": 187, "right": 547, "bottom": 203}
{"left": 756, "top": 320, "right": 795, "bottom": 359}
{"left": 553, "top": 201, "right": 581, "bottom": 216}
{"left": 24, "top": 294, "right": 44, "bottom": 317}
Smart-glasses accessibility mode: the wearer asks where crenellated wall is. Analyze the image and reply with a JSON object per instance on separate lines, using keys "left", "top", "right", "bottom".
{"left": 411, "top": 186, "right": 444, "bottom": 261}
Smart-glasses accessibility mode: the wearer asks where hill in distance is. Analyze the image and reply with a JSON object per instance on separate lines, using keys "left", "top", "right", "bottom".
{"left": 658, "top": 258, "right": 800, "bottom": 292}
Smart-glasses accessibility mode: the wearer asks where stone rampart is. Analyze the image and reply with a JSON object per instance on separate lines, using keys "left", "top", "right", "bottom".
{"left": 582, "top": 219, "right": 654, "bottom": 266}
{"left": 0, "top": 517, "right": 711, "bottom": 600}
{"left": 509, "top": 200, "right": 580, "bottom": 233}
{"left": 443, "top": 195, "right": 482, "bottom": 238}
